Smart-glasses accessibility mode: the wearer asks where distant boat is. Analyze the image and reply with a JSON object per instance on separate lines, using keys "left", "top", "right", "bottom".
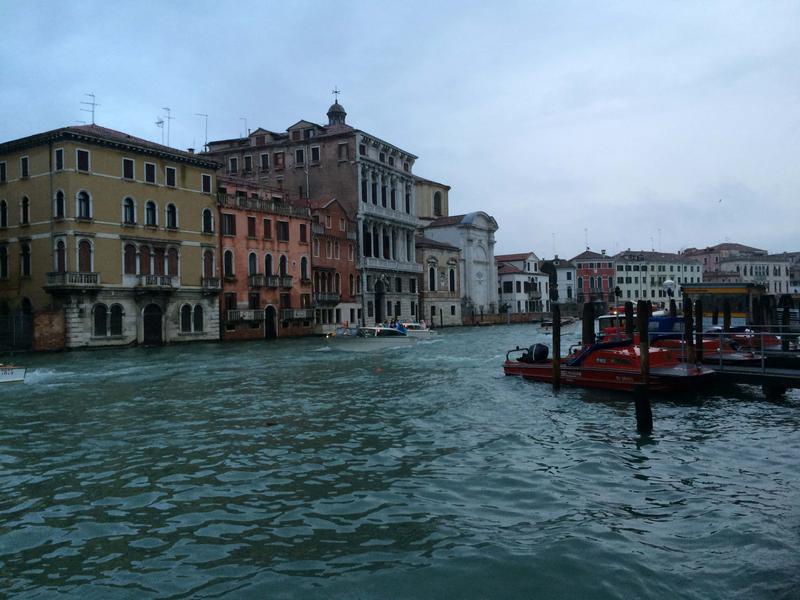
{"left": 540, "top": 317, "right": 577, "bottom": 328}
{"left": 400, "top": 322, "right": 437, "bottom": 338}
{"left": 0, "top": 364, "right": 26, "bottom": 383}
{"left": 327, "top": 326, "right": 417, "bottom": 352}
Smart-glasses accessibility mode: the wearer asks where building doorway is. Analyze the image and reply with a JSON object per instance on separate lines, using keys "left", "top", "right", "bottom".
{"left": 374, "top": 279, "right": 385, "bottom": 324}
{"left": 143, "top": 303, "right": 163, "bottom": 346}
{"left": 264, "top": 305, "right": 277, "bottom": 339}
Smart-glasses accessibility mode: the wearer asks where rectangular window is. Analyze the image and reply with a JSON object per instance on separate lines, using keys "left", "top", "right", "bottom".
{"left": 359, "top": 144, "right": 366, "bottom": 156}
{"left": 274, "top": 152, "right": 284, "bottom": 169}
{"left": 20, "top": 156, "right": 29, "bottom": 178}
{"left": 244, "top": 155, "right": 252, "bottom": 173}
{"left": 503, "top": 281, "right": 513, "bottom": 293}
{"left": 221, "top": 213, "right": 236, "bottom": 236}
{"left": 145, "top": 162, "right": 156, "bottom": 184}
{"left": 229, "top": 157, "right": 238, "bottom": 173}
{"left": 123, "top": 158, "right": 134, "bottom": 180}
{"left": 247, "top": 216, "right": 256, "bottom": 238}
{"left": 339, "top": 218, "right": 346, "bottom": 231}
{"left": 325, "top": 215, "right": 332, "bottom": 229}
{"left": 165, "top": 166, "right": 176, "bottom": 187}
{"left": 410, "top": 278, "right": 416, "bottom": 293}
{"left": 338, "top": 143, "right": 348, "bottom": 160}
{"left": 299, "top": 223, "right": 307, "bottom": 243}
{"left": 202, "top": 173, "right": 212, "bottom": 193}
{"left": 260, "top": 153, "right": 269, "bottom": 170}
{"left": 277, "top": 221, "right": 289, "bottom": 242}
{"left": 295, "top": 149, "right": 305, "bottom": 165}
{"left": 263, "top": 218, "right": 272, "bottom": 239}
{"left": 77, "top": 149, "right": 90, "bottom": 172}
{"left": 0, "top": 162, "right": 5, "bottom": 182}
{"left": 55, "top": 149, "right": 64, "bottom": 171}
{"left": 311, "top": 146, "right": 320, "bottom": 162}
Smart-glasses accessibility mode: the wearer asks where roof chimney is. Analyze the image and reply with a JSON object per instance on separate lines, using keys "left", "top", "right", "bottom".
{"left": 187, "top": 148, "right": 195, "bottom": 154}
{"left": 601, "top": 249, "right": 606, "bottom": 255}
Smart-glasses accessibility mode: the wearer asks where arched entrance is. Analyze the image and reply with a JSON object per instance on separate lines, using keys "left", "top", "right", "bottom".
{"left": 374, "top": 279, "right": 385, "bottom": 324}
{"left": 142, "top": 303, "right": 163, "bottom": 346}
{"left": 264, "top": 305, "right": 277, "bottom": 340}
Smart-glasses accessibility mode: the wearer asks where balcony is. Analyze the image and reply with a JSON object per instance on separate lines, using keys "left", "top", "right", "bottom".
{"left": 362, "top": 256, "right": 423, "bottom": 273}
{"left": 280, "top": 275, "right": 293, "bottom": 288}
{"left": 217, "top": 193, "right": 310, "bottom": 218}
{"left": 282, "top": 308, "right": 314, "bottom": 321}
{"left": 248, "top": 274, "right": 266, "bottom": 288}
{"left": 361, "top": 202, "right": 422, "bottom": 227}
{"left": 136, "top": 274, "right": 175, "bottom": 291}
{"left": 202, "top": 277, "right": 221, "bottom": 293}
{"left": 227, "top": 309, "right": 265, "bottom": 322}
{"left": 265, "top": 275, "right": 280, "bottom": 288}
{"left": 314, "top": 292, "right": 341, "bottom": 305}
{"left": 312, "top": 223, "right": 325, "bottom": 235}
{"left": 346, "top": 230, "right": 358, "bottom": 241}
{"left": 44, "top": 271, "right": 100, "bottom": 291}
{"left": 527, "top": 290, "right": 542, "bottom": 299}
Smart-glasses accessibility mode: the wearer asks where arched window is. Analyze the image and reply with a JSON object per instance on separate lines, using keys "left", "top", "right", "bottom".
{"left": 78, "top": 240, "right": 92, "bottom": 272}
{"left": 223, "top": 250, "right": 234, "bottom": 277}
{"left": 202, "top": 208, "right": 213, "bottom": 233}
{"left": 313, "top": 238, "right": 320, "bottom": 257}
{"left": 153, "top": 248, "right": 164, "bottom": 276}
{"left": 166, "top": 204, "right": 177, "bottom": 229}
{"left": 428, "top": 266, "right": 436, "bottom": 291}
{"left": 77, "top": 191, "right": 91, "bottom": 219}
{"left": 145, "top": 201, "right": 157, "bottom": 226}
{"left": 20, "top": 297, "right": 33, "bottom": 314}
{"left": 123, "top": 197, "right": 135, "bottom": 224}
{"left": 180, "top": 304, "right": 192, "bottom": 332}
{"left": 300, "top": 257, "right": 308, "bottom": 280}
{"left": 193, "top": 305, "right": 204, "bottom": 332}
{"left": 449, "top": 268, "right": 456, "bottom": 292}
{"left": 124, "top": 244, "right": 137, "bottom": 274}
{"left": 577, "top": 276, "right": 583, "bottom": 291}
{"left": 167, "top": 248, "right": 179, "bottom": 276}
{"left": 279, "top": 255, "right": 288, "bottom": 277}
{"left": 433, "top": 191, "right": 442, "bottom": 216}
{"left": 140, "top": 245, "right": 151, "bottom": 275}
{"left": 20, "top": 243, "right": 31, "bottom": 276}
{"left": 203, "top": 250, "right": 214, "bottom": 278}
{"left": 110, "top": 304, "right": 123, "bottom": 336}
{"left": 21, "top": 196, "right": 29, "bottom": 224}
{"left": 265, "top": 253, "right": 273, "bottom": 276}
{"left": 0, "top": 200, "right": 7, "bottom": 227}
{"left": 0, "top": 246, "right": 8, "bottom": 279}
{"left": 56, "top": 240, "right": 66, "bottom": 273}
{"left": 54, "top": 191, "right": 65, "bottom": 219}
{"left": 349, "top": 274, "right": 354, "bottom": 295}
{"left": 248, "top": 252, "right": 258, "bottom": 276}
{"left": 93, "top": 304, "right": 108, "bottom": 336}
{"left": 335, "top": 272, "right": 341, "bottom": 293}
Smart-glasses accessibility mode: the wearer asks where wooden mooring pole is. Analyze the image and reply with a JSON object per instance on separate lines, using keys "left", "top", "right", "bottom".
{"left": 683, "top": 294, "right": 696, "bottom": 364}
{"left": 694, "top": 299, "right": 704, "bottom": 364}
{"left": 780, "top": 295, "right": 793, "bottom": 351}
{"left": 581, "top": 302, "right": 595, "bottom": 346}
{"left": 723, "top": 299, "right": 732, "bottom": 332}
{"left": 625, "top": 301, "right": 635, "bottom": 338}
{"left": 635, "top": 300, "right": 652, "bottom": 434}
{"left": 552, "top": 304, "right": 561, "bottom": 389}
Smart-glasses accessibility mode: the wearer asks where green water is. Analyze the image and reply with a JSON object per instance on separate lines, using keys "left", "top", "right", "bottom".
{"left": 1, "top": 325, "right": 798, "bottom": 598}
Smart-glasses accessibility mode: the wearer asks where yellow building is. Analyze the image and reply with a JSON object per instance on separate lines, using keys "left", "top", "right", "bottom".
{"left": 0, "top": 124, "right": 221, "bottom": 348}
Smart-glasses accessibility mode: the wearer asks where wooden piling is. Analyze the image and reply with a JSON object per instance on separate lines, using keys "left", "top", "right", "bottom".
{"left": 633, "top": 384, "right": 653, "bottom": 435}
{"left": 683, "top": 295, "right": 696, "bottom": 364}
{"left": 669, "top": 298, "right": 677, "bottom": 318}
{"left": 723, "top": 299, "right": 732, "bottom": 332}
{"left": 694, "top": 299, "right": 704, "bottom": 363}
{"left": 712, "top": 308, "right": 719, "bottom": 325}
{"left": 624, "top": 301, "right": 635, "bottom": 338}
{"left": 581, "top": 302, "right": 596, "bottom": 346}
{"left": 780, "top": 295, "right": 792, "bottom": 351}
{"left": 552, "top": 304, "right": 561, "bottom": 389}
{"left": 636, "top": 300, "right": 651, "bottom": 385}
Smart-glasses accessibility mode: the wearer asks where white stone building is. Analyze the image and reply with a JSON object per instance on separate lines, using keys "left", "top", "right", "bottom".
{"left": 495, "top": 252, "right": 548, "bottom": 313}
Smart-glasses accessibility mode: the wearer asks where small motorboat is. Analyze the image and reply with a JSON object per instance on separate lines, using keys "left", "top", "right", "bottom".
{"left": 400, "top": 322, "right": 437, "bottom": 338}
{"left": 649, "top": 333, "right": 765, "bottom": 366}
{"left": 0, "top": 364, "right": 26, "bottom": 383}
{"left": 503, "top": 340, "right": 715, "bottom": 393}
{"left": 327, "top": 326, "right": 417, "bottom": 352}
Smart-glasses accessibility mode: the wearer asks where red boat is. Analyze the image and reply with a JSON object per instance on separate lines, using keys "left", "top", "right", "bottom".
{"left": 503, "top": 340, "right": 715, "bottom": 393}
{"left": 648, "top": 334, "right": 764, "bottom": 366}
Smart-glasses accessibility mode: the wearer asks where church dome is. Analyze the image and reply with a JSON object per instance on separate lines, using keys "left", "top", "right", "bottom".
{"left": 327, "top": 100, "right": 347, "bottom": 125}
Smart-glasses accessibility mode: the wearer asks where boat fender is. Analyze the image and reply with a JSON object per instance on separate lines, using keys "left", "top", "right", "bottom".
{"left": 532, "top": 343, "right": 549, "bottom": 362}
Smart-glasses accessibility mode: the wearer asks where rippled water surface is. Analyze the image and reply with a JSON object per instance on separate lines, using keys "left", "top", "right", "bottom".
{"left": 2, "top": 324, "right": 799, "bottom": 599}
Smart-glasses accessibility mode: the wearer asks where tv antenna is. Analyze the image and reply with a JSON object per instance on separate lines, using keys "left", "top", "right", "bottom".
{"left": 161, "top": 107, "right": 174, "bottom": 146}
{"left": 80, "top": 93, "right": 99, "bottom": 124}
{"left": 195, "top": 113, "right": 208, "bottom": 150}
{"left": 155, "top": 118, "right": 165, "bottom": 144}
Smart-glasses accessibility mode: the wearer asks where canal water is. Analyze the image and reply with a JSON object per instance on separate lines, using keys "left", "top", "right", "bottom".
{"left": 1, "top": 324, "right": 798, "bottom": 599}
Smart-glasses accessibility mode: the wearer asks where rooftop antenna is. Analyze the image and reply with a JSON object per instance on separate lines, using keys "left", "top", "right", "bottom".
{"left": 650, "top": 236, "right": 655, "bottom": 251}
{"left": 240, "top": 117, "right": 248, "bottom": 138}
{"left": 195, "top": 113, "right": 208, "bottom": 150}
{"left": 332, "top": 85, "right": 341, "bottom": 101}
{"left": 161, "top": 107, "right": 174, "bottom": 146}
{"left": 584, "top": 227, "right": 589, "bottom": 250}
{"left": 80, "top": 93, "right": 99, "bottom": 125}
{"left": 155, "top": 118, "right": 164, "bottom": 144}
{"left": 551, "top": 232, "right": 556, "bottom": 257}
{"left": 658, "top": 228, "right": 662, "bottom": 252}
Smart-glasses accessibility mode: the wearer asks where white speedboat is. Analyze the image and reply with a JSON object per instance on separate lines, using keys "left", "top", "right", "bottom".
{"left": 327, "top": 326, "right": 417, "bottom": 352}
{"left": 400, "top": 322, "right": 437, "bottom": 338}
{"left": 0, "top": 364, "right": 26, "bottom": 383}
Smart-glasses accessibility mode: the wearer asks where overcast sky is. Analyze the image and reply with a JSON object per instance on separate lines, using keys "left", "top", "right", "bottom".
{"left": 3, "top": 1, "right": 798, "bottom": 258}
